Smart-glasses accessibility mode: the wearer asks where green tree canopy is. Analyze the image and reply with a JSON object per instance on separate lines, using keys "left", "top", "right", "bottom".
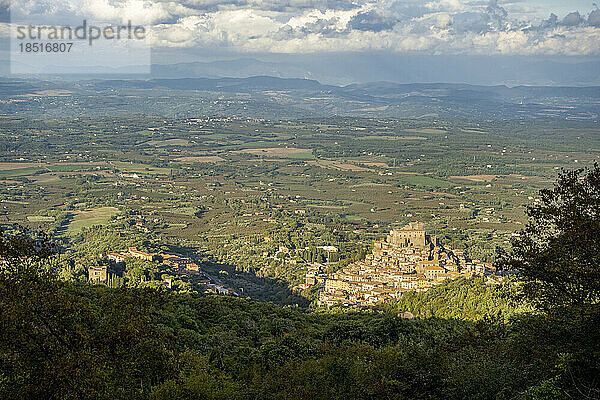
{"left": 500, "top": 164, "right": 600, "bottom": 311}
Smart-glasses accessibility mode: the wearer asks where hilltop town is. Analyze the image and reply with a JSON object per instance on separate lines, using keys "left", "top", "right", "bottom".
{"left": 307, "top": 222, "right": 497, "bottom": 307}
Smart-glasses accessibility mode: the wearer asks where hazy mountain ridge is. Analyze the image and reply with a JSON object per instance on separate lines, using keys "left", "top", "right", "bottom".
{"left": 147, "top": 56, "right": 600, "bottom": 86}
{"left": 1, "top": 76, "right": 599, "bottom": 120}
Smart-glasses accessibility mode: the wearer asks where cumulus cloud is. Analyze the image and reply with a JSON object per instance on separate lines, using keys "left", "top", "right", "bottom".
{"left": 349, "top": 10, "right": 397, "bottom": 32}
{"left": 425, "top": 0, "right": 464, "bottom": 12}
{"left": 486, "top": 0, "right": 508, "bottom": 29}
{"left": 588, "top": 8, "right": 600, "bottom": 27}
{"left": 562, "top": 11, "right": 583, "bottom": 27}
{"left": 7, "top": 0, "right": 600, "bottom": 56}
{"left": 541, "top": 13, "right": 558, "bottom": 28}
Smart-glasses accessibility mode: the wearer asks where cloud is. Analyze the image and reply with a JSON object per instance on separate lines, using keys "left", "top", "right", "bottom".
{"left": 348, "top": 9, "right": 397, "bottom": 32}
{"left": 7, "top": 0, "right": 600, "bottom": 56}
{"left": 450, "top": 11, "right": 491, "bottom": 33}
{"left": 425, "top": 0, "right": 464, "bottom": 12}
{"left": 541, "top": 13, "right": 558, "bottom": 28}
{"left": 562, "top": 11, "right": 583, "bottom": 27}
{"left": 588, "top": 9, "right": 600, "bottom": 27}
{"left": 486, "top": 0, "right": 508, "bottom": 29}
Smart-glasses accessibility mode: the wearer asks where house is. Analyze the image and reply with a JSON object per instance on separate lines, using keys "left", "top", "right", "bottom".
{"left": 424, "top": 265, "right": 445, "bottom": 280}
{"left": 416, "top": 276, "right": 428, "bottom": 291}
{"left": 186, "top": 263, "right": 200, "bottom": 272}
{"left": 163, "top": 276, "right": 173, "bottom": 289}
{"left": 161, "top": 253, "right": 200, "bottom": 273}
{"left": 88, "top": 265, "right": 107, "bottom": 283}
{"left": 415, "top": 260, "right": 441, "bottom": 274}
{"left": 445, "top": 263, "right": 460, "bottom": 273}
{"left": 435, "top": 273, "right": 453, "bottom": 282}
{"left": 399, "top": 311, "right": 416, "bottom": 319}
{"left": 324, "top": 278, "right": 350, "bottom": 292}
{"left": 162, "top": 254, "right": 196, "bottom": 271}
{"left": 107, "top": 252, "right": 129, "bottom": 263}
{"left": 128, "top": 247, "right": 157, "bottom": 261}
{"left": 483, "top": 263, "right": 496, "bottom": 276}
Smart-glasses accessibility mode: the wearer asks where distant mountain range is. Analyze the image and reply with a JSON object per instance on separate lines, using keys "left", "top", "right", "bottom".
{"left": 87, "top": 76, "right": 600, "bottom": 99}
{"left": 1, "top": 75, "right": 599, "bottom": 120}
{"left": 148, "top": 55, "right": 600, "bottom": 87}
{"left": 4, "top": 54, "right": 600, "bottom": 86}
{"left": 90, "top": 76, "right": 328, "bottom": 92}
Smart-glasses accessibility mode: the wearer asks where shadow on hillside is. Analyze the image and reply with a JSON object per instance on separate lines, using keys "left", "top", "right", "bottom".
{"left": 163, "top": 243, "right": 310, "bottom": 307}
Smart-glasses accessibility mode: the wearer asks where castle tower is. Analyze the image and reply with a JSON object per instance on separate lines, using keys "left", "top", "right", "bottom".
{"left": 387, "top": 222, "right": 427, "bottom": 248}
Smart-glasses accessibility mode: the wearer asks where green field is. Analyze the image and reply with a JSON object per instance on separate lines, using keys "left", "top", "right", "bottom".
{"left": 111, "top": 161, "right": 171, "bottom": 175}
{"left": 66, "top": 207, "right": 120, "bottom": 234}
{"left": 286, "top": 152, "right": 315, "bottom": 159}
{"left": 26, "top": 215, "right": 55, "bottom": 222}
{"left": 0, "top": 164, "right": 109, "bottom": 178}
{"left": 0, "top": 167, "right": 41, "bottom": 177}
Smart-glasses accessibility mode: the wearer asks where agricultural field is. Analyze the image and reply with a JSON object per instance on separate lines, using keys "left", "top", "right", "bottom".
{"left": 0, "top": 115, "right": 598, "bottom": 294}
{"left": 66, "top": 207, "right": 120, "bottom": 234}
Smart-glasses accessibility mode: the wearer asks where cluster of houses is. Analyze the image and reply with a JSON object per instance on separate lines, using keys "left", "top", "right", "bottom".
{"left": 106, "top": 247, "right": 200, "bottom": 273}
{"left": 89, "top": 247, "right": 199, "bottom": 285}
{"left": 309, "top": 222, "right": 497, "bottom": 307}
{"left": 89, "top": 247, "right": 237, "bottom": 295}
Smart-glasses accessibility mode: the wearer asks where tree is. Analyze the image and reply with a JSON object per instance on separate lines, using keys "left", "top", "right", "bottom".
{"left": 499, "top": 164, "right": 600, "bottom": 311}
{"left": 0, "top": 227, "right": 175, "bottom": 399}
{"left": 0, "top": 225, "right": 56, "bottom": 263}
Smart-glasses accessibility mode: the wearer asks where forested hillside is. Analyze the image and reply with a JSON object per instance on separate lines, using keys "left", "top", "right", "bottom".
{"left": 0, "top": 260, "right": 586, "bottom": 400}
{"left": 1, "top": 165, "right": 599, "bottom": 399}
{"left": 383, "top": 277, "right": 533, "bottom": 321}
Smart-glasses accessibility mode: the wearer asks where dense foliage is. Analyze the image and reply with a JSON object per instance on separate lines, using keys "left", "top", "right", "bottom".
{"left": 0, "top": 245, "right": 598, "bottom": 399}
{"left": 500, "top": 164, "right": 600, "bottom": 312}
{"left": 1, "top": 165, "right": 600, "bottom": 399}
{"left": 0, "top": 261, "right": 568, "bottom": 400}
{"left": 382, "top": 277, "right": 533, "bottom": 321}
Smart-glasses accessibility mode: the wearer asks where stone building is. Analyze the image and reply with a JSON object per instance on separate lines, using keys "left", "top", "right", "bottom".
{"left": 387, "top": 222, "right": 428, "bottom": 248}
{"left": 88, "top": 265, "right": 108, "bottom": 283}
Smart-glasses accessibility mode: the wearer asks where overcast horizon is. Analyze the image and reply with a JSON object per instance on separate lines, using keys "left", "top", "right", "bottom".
{"left": 2, "top": 0, "right": 600, "bottom": 85}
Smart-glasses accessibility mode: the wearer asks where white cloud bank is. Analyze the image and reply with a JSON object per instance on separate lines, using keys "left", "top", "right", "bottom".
{"left": 6, "top": 0, "right": 600, "bottom": 55}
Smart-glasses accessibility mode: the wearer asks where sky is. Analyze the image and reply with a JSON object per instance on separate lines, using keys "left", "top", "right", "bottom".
{"left": 527, "top": 0, "right": 593, "bottom": 16}
{"left": 2, "top": 0, "right": 600, "bottom": 84}
{"left": 4, "top": 0, "right": 600, "bottom": 56}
